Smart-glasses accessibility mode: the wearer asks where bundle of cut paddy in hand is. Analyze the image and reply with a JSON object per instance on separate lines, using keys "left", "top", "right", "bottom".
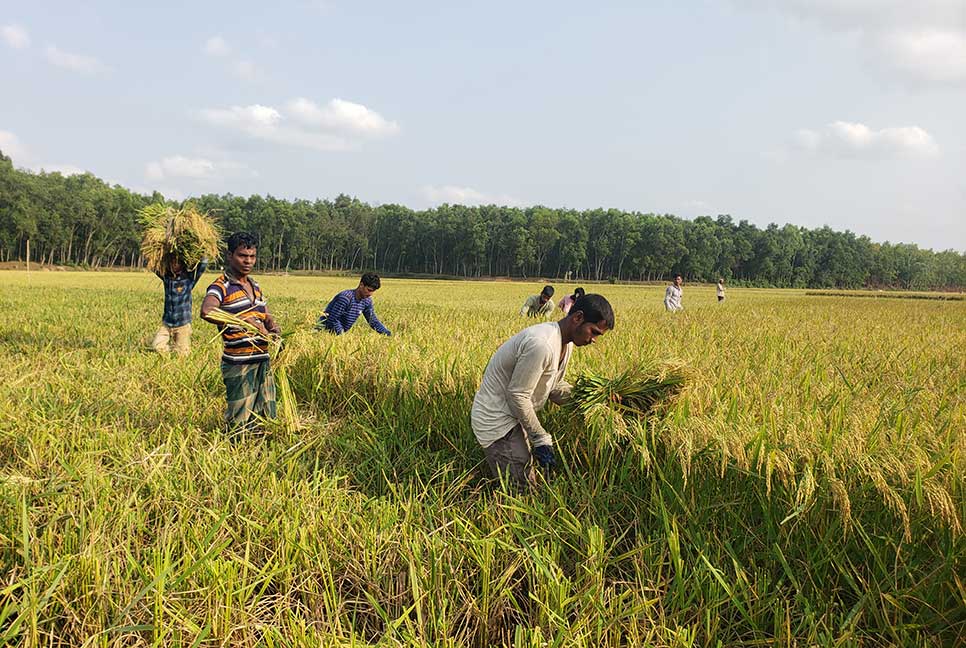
{"left": 205, "top": 307, "right": 300, "bottom": 434}
{"left": 139, "top": 203, "right": 222, "bottom": 275}
{"left": 569, "top": 362, "right": 688, "bottom": 440}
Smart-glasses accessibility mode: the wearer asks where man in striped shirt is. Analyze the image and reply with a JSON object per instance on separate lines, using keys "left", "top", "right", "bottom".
{"left": 201, "top": 232, "right": 281, "bottom": 432}
{"left": 315, "top": 272, "right": 392, "bottom": 336}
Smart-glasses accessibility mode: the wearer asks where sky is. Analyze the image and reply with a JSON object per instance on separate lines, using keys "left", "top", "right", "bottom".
{"left": 1, "top": 0, "right": 964, "bottom": 251}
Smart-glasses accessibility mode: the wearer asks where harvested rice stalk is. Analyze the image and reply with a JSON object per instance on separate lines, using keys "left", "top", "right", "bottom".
{"left": 139, "top": 203, "right": 222, "bottom": 275}
{"left": 568, "top": 362, "right": 689, "bottom": 441}
{"left": 206, "top": 307, "right": 300, "bottom": 433}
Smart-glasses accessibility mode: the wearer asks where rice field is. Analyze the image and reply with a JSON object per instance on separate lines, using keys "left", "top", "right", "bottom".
{"left": 1, "top": 271, "right": 963, "bottom": 647}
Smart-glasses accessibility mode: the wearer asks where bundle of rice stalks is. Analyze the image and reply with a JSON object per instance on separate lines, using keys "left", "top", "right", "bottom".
{"left": 139, "top": 203, "right": 222, "bottom": 275}
{"left": 206, "top": 307, "right": 300, "bottom": 434}
{"left": 568, "top": 362, "right": 689, "bottom": 442}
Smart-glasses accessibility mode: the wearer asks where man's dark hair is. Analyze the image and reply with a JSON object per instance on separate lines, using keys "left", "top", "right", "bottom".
{"left": 227, "top": 231, "right": 258, "bottom": 254}
{"left": 569, "top": 294, "right": 615, "bottom": 330}
{"left": 361, "top": 272, "right": 381, "bottom": 290}
{"left": 674, "top": 274, "right": 682, "bottom": 280}
{"left": 574, "top": 287, "right": 585, "bottom": 298}
{"left": 541, "top": 285, "right": 555, "bottom": 297}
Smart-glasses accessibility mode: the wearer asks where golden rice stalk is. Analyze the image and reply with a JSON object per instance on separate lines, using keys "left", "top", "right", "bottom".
{"left": 139, "top": 202, "right": 222, "bottom": 275}
{"left": 866, "top": 466, "right": 912, "bottom": 543}
{"left": 207, "top": 307, "right": 300, "bottom": 433}
{"left": 829, "top": 477, "right": 852, "bottom": 535}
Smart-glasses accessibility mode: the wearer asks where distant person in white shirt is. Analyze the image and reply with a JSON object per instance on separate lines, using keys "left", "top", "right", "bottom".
{"left": 520, "top": 285, "right": 556, "bottom": 318}
{"left": 472, "top": 294, "right": 615, "bottom": 488}
{"left": 664, "top": 274, "right": 684, "bottom": 312}
{"left": 717, "top": 278, "right": 725, "bottom": 302}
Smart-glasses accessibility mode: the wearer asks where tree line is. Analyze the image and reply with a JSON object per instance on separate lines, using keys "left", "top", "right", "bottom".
{"left": 1, "top": 150, "right": 964, "bottom": 289}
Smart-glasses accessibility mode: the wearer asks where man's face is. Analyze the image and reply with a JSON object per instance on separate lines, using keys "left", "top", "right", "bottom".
{"left": 674, "top": 276, "right": 683, "bottom": 287}
{"left": 570, "top": 312, "right": 610, "bottom": 347}
{"left": 357, "top": 283, "right": 377, "bottom": 299}
{"left": 229, "top": 246, "right": 257, "bottom": 276}
{"left": 539, "top": 293, "right": 551, "bottom": 304}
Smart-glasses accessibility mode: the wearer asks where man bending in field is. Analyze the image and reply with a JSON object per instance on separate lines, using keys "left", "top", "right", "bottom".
{"left": 200, "top": 232, "right": 281, "bottom": 432}
{"left": 151, "top": 255, "right": 207, "bottom": 356}
{"left": 472, "top": 293, "right": 614, "bottom": 488}
{"left": 315, "top": 272, "right": 392, "bottom": 336}
{"left": 520, "top": 285, "right": 556, "bottom": 318}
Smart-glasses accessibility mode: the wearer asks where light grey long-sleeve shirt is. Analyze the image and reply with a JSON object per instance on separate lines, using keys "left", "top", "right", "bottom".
{"left": 520, "top": 294, "right": 556, "bottom": 318}
{"left": 471, "top": 322, "right": 573, "bottom": 448}
{"left": 664, "top": 284, "right": 683, "bottom": 311}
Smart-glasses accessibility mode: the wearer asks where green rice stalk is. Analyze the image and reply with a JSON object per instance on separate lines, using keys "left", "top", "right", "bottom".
{"left": 570, "top": 362, "right": 689, "bottom": 420}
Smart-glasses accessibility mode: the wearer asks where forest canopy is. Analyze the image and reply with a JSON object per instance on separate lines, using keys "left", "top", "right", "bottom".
{"left": 1, "top": 150, "right": 963, "bottom": 289}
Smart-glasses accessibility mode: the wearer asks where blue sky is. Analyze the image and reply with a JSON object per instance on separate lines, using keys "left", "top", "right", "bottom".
{"left": 2, "top": 1, "right": 964, "bottom": 250}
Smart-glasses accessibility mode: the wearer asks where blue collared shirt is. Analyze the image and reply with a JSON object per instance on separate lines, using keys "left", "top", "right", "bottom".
{"left": 158, "top": 260, "right": 208, "bottom": 327}
{"left": 317, "top": 289, "right": 391, "bottom": 336}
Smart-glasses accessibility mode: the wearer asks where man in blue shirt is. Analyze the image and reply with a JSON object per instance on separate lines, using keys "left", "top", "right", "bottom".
{"left": 315, "top": 272, "right": 391, "bottom": 336}
{"left": 151, "top": 255, "right": 208, "bottom": 356}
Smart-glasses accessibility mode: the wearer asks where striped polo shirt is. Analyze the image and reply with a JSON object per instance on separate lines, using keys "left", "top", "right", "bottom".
{"left": 205, "top": 272, "right": 270, "bottom": 364}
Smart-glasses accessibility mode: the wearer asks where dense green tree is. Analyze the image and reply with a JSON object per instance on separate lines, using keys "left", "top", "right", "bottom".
{"left": 0, "top": 148, "right": 963, "bottom": 288}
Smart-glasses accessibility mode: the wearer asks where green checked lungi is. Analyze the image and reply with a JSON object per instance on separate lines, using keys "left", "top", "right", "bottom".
{"left": 221, "top": 360, "right": 276, "bottom": 431}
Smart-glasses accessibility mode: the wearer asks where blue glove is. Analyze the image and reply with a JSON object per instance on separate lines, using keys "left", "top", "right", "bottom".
{"left": 532, "top": 445, "right": 556, "bottom": 469}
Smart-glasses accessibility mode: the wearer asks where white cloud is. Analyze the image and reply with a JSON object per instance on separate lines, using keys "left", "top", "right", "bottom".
{"left": 878, "top": 29, "right": 966, "bottom": 84}
{"left": 199, "top": 99, "right": 400, "bottom": 152}
{"left": 739, "top": 0, "right": 966, "bottom": 84}
{"left": 0, "top": 130, "right": 28, "bottom": 161}
{"left": 793, "top": 121, "right": 940, "bottom": 158}
{"left": 200, "top": 104, "right": 282, "bottom": 134}
{"left": 287, "top": 98, "right": 400, "bottom": 136}
{"left": 203, "top": 36, "right": 264, "bottom": 82}
{"left": 145, "top": 154, "right": 255, "bottom": 181}
{"left": 1, "top": 23, "right": 30, "bottom": 49}
{"left": 34, "top": 164, "right": 85, "bottom": 176}
{"left": 423, "top": 185, "right": 522, "bottom": 207}
{"left": 257, "top": 33, "right": 279, "bottom": 49}
{"left": 146, "top": 156, "right": 216, "bottom": 181}
{"left": 203, "top": 35, "right": 231, "bottom": 57}
{"left": 683, "top": 200, "right": 713, "bottom": 213}
{"left": 232, "top": 59, "right": 265, "bottom": 82}
{"left": 0, "top": 130, "right": 87, "bottom": 175}
{"left": 45, "top": 44, "right": 104, "bottom": 74}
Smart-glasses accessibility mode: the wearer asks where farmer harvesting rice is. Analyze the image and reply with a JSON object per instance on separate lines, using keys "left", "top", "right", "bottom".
{"left": 520, "top": 285, "right": 556, "bottom": 318}
{"left": 151, "top": 256, "right": 207, "bottom": 356}
{"left": 200, "top": 232, "right": 281, "bottom": 431}
{"left": 472, "top": 293, "right": 615, "bottom": 488}
{"left": 717, "top": 277, "right": 726, "bottom": 302}
{"left": 665, "top": 274, "right": 684, "bottom": 312}
{"left": 557, "top": 287, "right": 585, "bottom": 315}
{"left": 315, "top": 272, "right": 392, "bottom": 336}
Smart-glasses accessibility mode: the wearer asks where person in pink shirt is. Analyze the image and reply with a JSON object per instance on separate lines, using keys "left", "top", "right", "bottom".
{"left": 557, "top": 287, "right": 585, "bottom": 315}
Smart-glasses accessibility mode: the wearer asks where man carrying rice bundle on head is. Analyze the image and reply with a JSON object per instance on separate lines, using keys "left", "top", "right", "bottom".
{"left": 151, "top": 255, "right": 207, "bottom": 356}
{"left": 472, "top": 293, "right": 615, "bottom": 489}
{"left": 140, "top": 203, "right": 220, "bottom": 357}
{"left": 201, "top": 232, "right": 281, "bottom": 432}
